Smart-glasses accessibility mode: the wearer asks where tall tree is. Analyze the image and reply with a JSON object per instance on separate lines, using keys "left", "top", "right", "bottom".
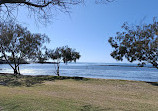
{"left": 0, "top": 21, "right": 50, "bottom": 75}
{"left": 46, "top": 46, "right": 81, "bottom": 76}
{"left": 108, "top": 20, "right": 158, "bottom": 68}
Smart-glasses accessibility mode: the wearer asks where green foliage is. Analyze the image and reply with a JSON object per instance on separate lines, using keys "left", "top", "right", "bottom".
{"left": 109, "top": 19, "right": 158, "bottom": 68}
{"left": 47, "top": 46, "right": 81, "bottom": 64}
{"left": 36, "top": 50, "right": 48, "bottom": 63}
{"left": 46, "top": 46, "right": 81, "bottom": 76}
{"left": 0, "top": 21, "right": 50, "bottom": 75}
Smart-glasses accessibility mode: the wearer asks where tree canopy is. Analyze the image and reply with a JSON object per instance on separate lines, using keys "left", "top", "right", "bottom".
{"left": 108, "top": 20, "right": 158, "bottom": 68}
{"left": 46, "top": 46, "right": 81, "bottom": 76}
{"left": 0, "top": 21, "right": 50, "bottom": 75}
{"left": 37, "top": 50, "right": 48, "bottom": 63}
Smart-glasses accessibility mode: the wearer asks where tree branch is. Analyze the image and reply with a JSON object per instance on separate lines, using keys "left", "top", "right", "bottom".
{"left": 1, "top": 50, "right": 15, "bottom": 70}
{"left": 0, "top": 0, "right": 66, "bottom": 8}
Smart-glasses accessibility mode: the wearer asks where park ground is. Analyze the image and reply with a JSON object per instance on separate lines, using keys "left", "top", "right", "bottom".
{"left": 0, "top": 74, "right": 158, "bottom": 111}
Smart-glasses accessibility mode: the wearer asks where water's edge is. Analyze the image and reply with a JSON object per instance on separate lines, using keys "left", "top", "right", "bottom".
{"left": 0, "top": 63, "right": 158, "bottom": 82}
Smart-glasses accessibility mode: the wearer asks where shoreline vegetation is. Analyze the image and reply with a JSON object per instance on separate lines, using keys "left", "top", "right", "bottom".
{"left": 0, "top": 60, "right": 58, "bottom": 64}
{"left": 0, "top": 73, "right": 158, "bottom": 111}
{"left": 1, "top": 62, "right": 157, "bottom": 69}
{"left": 0, "top": 60, "right": 29, "bottom": 64}
{"left": 99, "top": 65, "right": 156, "bottom": 68}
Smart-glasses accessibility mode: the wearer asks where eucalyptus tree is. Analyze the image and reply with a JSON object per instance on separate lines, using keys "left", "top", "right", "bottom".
{"left": 47, "top": 46, "right": 81, "bottom": 76}
{"left": 37, "top": 50, "right": 48, "bottom": 63}
{"left": 108, "top": 20, "right": 158, "bottom": 68}
{"left": 0, "top": 21, "right": 50, "bottom": 75}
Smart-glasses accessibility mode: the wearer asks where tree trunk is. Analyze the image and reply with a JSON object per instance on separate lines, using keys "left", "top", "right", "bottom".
{"left": 14, "top": 68, "right": 18, "bottom": 75}
{"left": 17, "top": 59, "right": 21, "bottom": 75}
{"left": 17, "top": 65, "right": 20, "bottom": 75}
{"left": 56, "top": 63, "right": 60, "bottom": 76}
{"left": 14, "top": 65, "right": 20, "bottom": 76}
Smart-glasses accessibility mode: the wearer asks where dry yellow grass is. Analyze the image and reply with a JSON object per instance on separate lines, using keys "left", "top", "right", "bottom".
{"left": 0, "top": 77, "right": 158, "bottom": 111}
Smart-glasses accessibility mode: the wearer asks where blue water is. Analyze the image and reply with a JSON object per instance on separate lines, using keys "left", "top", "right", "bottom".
{"left": 0, "top": 63, "right": 158, "bottom": 82}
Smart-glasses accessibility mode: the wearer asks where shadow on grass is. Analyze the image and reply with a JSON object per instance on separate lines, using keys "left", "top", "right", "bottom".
{"left": 0, "top": 73, "right": 89, "bottom": 87}
{"left": 80, "top": 105, "right": 108, "bottom": 111}
{"left": 0, "top": 76, "right": 43, "bottom": 87}
{"left": 146, "top": 82, "right": 158, "bottom": 87}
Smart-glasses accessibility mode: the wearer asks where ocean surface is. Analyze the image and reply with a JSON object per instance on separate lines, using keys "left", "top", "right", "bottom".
{"left": 0, "top": 63, "right": 158, "bottom": 82}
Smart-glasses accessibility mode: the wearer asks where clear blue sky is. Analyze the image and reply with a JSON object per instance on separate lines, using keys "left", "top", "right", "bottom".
{"left": 16, "top": 0, "right": 158, "bottom": 63}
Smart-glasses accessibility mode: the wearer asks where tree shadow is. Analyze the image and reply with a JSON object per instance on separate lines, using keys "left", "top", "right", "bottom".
{"left": 54, "top": 76, "right": 89, "bottom": 81}
{"left": 80, "top": 105, "right": 108, "bottom": 111}
{"left": 0, "top": 76, "right": 43, "bottom": 87}
{"left": 146, "top": 82, "right": 158, "bottom": 87}
{"left": 0, "top": 74, "right": 89, "bottom": 87}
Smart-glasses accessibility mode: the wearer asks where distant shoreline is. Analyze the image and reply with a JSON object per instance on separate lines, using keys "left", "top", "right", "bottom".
{"left": 98, "top": 64, "right": 157, "bottom": 68}
{"left": 36, "top": 62, "right": 57, "bottom": 64}
{"left": 99, "top": 65, "right": 139, "bottom": 67}
{"left": 0, "top": 62, "right": 57, "bottom": 64}
{"left": 0, "top": 61, "right": 29, "bottom": 64}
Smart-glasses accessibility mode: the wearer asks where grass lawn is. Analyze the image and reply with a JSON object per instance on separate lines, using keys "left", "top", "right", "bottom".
{"left": 0, "top": 74, "right": 158, "bottom": 111}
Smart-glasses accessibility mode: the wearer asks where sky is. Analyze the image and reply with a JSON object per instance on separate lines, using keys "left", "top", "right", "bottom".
{"left": 15, "top": 0, "right": 158, "bottom": 63}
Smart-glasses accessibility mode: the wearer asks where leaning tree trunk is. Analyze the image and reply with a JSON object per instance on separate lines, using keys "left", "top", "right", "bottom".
{"left": 2, "top": 51, "right": 17, "bottom": 75}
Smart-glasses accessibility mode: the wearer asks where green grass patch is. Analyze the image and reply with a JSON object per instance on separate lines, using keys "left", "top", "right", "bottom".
{"left": 0, "top": 74, "right": 158, "bottom": 111}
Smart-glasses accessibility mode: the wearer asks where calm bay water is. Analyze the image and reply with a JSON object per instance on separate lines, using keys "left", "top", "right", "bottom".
{"left": 0, "top": 63, "right": 158, "bottom": 82}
